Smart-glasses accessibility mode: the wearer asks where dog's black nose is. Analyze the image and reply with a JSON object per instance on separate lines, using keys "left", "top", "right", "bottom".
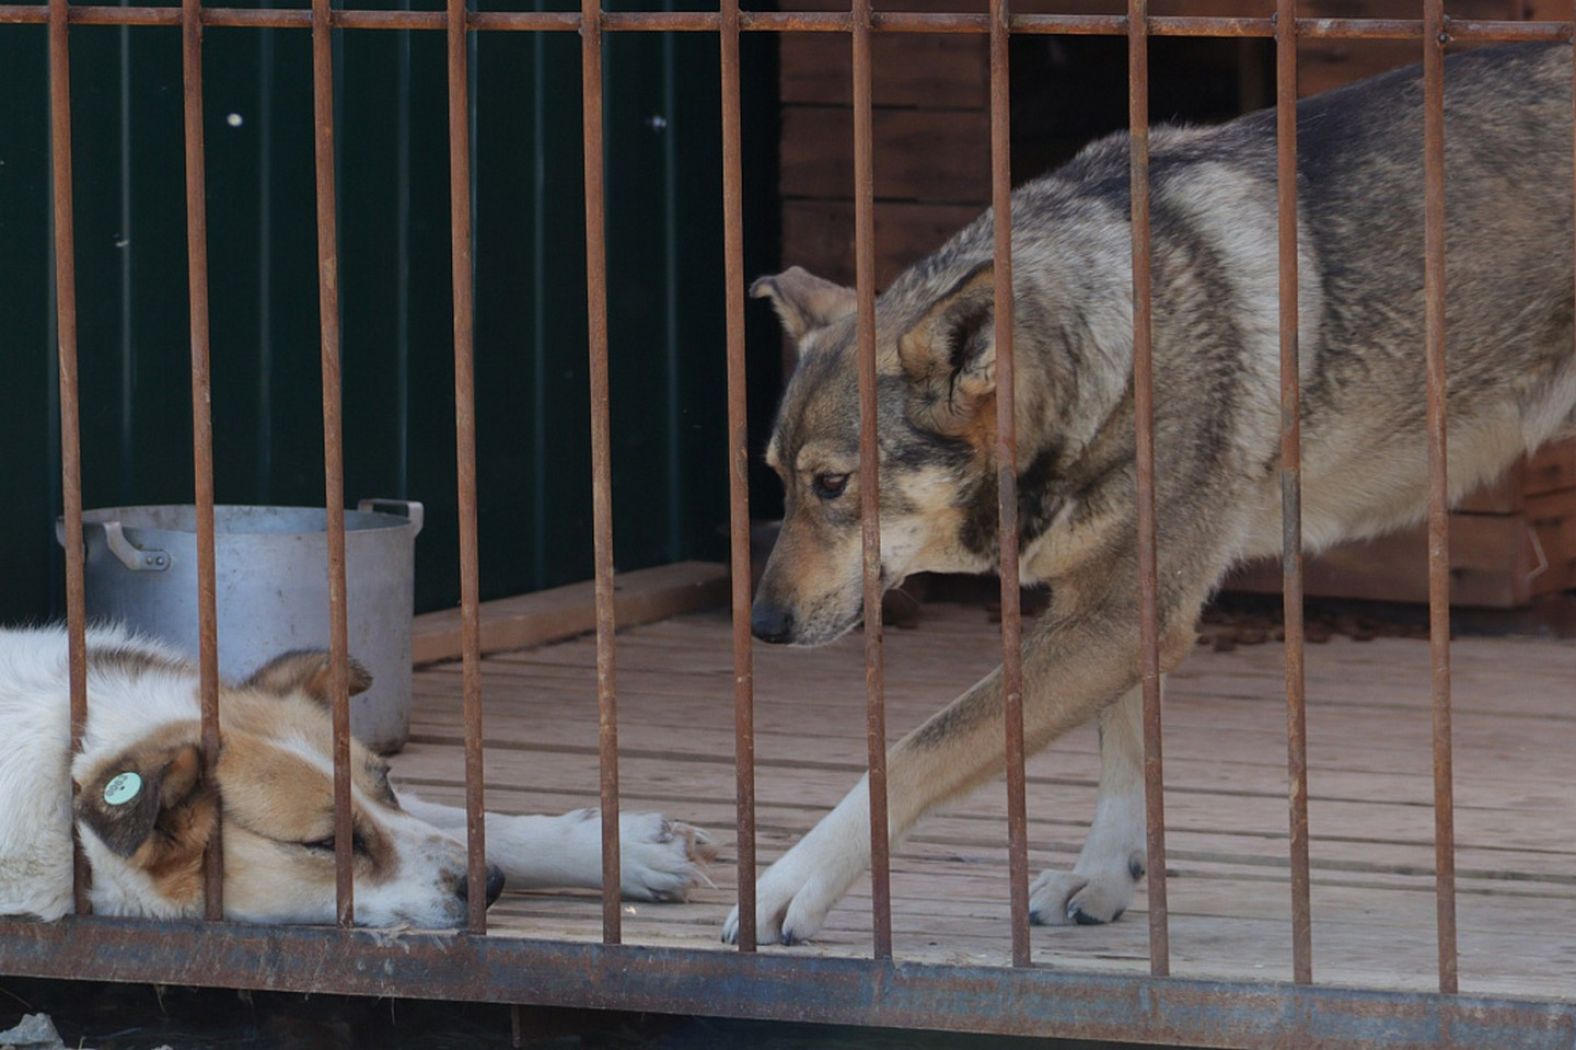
{"left": 751, "top": 604, "right": 795, "bottom": 644}
{"left": 456, "top": 864, "right": 507, "bottom": 907}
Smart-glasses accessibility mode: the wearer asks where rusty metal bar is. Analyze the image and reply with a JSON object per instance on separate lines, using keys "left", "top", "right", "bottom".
{"left": 580, "top": 0, "right": 622, "bottom": 944}
{"left": 1421, "top": 0, "right": 1458, "bottom": 996}
{"left": 1127, "top": 0, "right": 1169, "bottom": 978}
{"left": 1274, "top": 0, "right": 1312, "bottom": 987}
{"left": 719, "top": 0, "right": 757, "bottom": 955}
{"left": 989, "top": 0, "right": 1030, "bottom": 971}
{"left": 3, "top": 918, "right": 1574, "bottom": 1047}
{"left": 447, "top": 0, "right": 488, "bottom": 933}
{"left": 5, "top": 5, "right": 1572, "bottom": 41}
{"left": 46, "top": 0, "right": 90, "bottom": 918}
{"left": 851, "top": 0, "right": 892, "bottom": 961}
{"left": 181, "top": 0, "right": 223, "bottom": 923}
{"left": 311, "top": 0, "right": 356, "bottom": 928}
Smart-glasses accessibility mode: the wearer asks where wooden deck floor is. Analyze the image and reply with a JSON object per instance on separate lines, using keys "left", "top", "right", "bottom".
{"left": 397, "top": 602, "right": 1575, "bottom": 1000}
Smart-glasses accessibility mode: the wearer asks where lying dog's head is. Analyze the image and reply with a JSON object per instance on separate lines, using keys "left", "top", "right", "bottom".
{"left": 72, "top": 648, "right": 500, "bottom": 926}
{"left": 751, "top": 261, "right": 1025, "bottom": 645}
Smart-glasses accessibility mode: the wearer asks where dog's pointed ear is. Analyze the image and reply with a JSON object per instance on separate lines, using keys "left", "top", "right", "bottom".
{"left": 897, "top": 261, "right": 997, "bottom": 432}
{"left": 76, "top": 737, "right": 212, "bottom": 860}
{"left": 750, "top": 266, "right": 856, "bottom": 343}
{"left": 243, "top": 650, "right": 374, "bottom": 704}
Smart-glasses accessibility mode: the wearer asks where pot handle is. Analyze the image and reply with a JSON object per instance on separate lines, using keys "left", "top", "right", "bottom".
{"left": 56, "top": 518, "right": 172, "bottom": 572}
{"left": 356, "top": 498, "right": 425, "bottom": 538}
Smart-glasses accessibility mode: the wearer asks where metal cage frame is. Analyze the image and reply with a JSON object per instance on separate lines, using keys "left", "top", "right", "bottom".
{"left": 3, "top": 0, "right": 1576, "bottom": 1043}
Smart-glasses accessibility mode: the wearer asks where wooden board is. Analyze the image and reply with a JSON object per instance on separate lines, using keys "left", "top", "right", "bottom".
{"left": 1227, "top": 513, "right": 1543, "bottom": 607}
{"left": 780, "top": 35, "right": 989, "bottom": 110}
{"left": 780, "top": 107, "right": 991, "bottom": 204}
{"left": 410, "top": 561, "right": 728, "bottom": 665}
{"left": 782, "top": 200, "right": 984, "bottom": 289}
{"left": 395, "top": 604, "right": 1575, "bottom": 1000}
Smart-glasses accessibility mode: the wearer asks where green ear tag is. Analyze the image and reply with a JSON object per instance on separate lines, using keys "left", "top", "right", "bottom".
{"left": 103, "top": 772, "right": 143, "bottom": 807}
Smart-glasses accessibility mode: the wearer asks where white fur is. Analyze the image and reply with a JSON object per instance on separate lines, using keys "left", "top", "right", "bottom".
{"left": 0, "top": 624, "right": 712, "bottom": 925}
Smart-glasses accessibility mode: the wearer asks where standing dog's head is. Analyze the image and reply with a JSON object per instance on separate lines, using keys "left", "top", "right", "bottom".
{"left": 750, "top": 261, "right": 1028, "bottom": 646}
{"left": 72, "top": 648, "right": 501, "bottom": 926}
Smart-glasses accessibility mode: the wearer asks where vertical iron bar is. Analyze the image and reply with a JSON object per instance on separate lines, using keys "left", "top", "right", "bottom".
{"left": 989, "top": 0, "right": 1030, "bottom": 971}
{"left": 1128, "top": 0, "right": 1169, "bottom": 978}
{"left": 580, "top": 0, "right": 622, "bottom": 944}
{"left": 182, "top": 0, "right": 224, "bottom": 922}
{"left": 1422, "top": 0, "right": 1458, "bottom": 996}
{"left": 448, "top": 0, "right": 488, "bottom": 934}
{"left": 312, "top": 0, "right": 355, "bottom": 928}
{"left": 719, "top": 0, "right": 757, "bottom": 954}
{"left": 47, "top": 0, "right": 90, "bottom": 917}
{"left": 851, "top": 0, "right": 892, "bottom": 961}
{"left": 1275, "top": 0, "right": 1312, "bottom": 987}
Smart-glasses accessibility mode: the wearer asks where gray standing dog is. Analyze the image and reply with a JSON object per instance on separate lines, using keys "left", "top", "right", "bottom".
{"left": 726, "top": 42, "right": 1574, "bottom": 946}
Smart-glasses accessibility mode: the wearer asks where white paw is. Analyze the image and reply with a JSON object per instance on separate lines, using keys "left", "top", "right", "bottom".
{"left": 721, "top": 835, "right": 865, "bottom": 946}
{"left": 1029, "top": 852, "right": 1144, "bottom": 927}
{"left": 615, "top": 811, "right": 718, "bottom": 902}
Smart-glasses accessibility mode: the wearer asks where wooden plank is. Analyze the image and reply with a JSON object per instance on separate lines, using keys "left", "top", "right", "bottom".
{"left": 410, "top": 561, "right": 728, "bottom": 665}
{"left": 781, "top": 34, "right": 988, "bottom": 109}
{"left": 1525, "top": 440, "right": 1576, "bottom": 496}
{"left": 782, "top": 200, "right": 983, "bottom": 288}
{"left": 395, "top": 603, "right": 1575, "bottom": 999}
{"left": 1226, "top": 514, "right": 1538, "bottom": 607}
{"left": 781, "top": 106, "right": 990, "bottom": 204}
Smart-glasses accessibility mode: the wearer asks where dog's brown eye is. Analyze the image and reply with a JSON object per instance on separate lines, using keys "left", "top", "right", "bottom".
{"left": 302, "top": 832, "right": 368, "bottom": 855}
{"left": 813, "top": 473, "right": 850, "bottom": 500}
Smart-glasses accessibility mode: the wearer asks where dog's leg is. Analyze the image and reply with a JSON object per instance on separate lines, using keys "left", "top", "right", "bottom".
{"left": 1028, "top": 683, "right": 1147, "bottom": 925}
{"left": 396, "top": 792, "right": 716, "bottom": 901}
{"left": 723, "top": 573, "right": 1199, "bottom": 946}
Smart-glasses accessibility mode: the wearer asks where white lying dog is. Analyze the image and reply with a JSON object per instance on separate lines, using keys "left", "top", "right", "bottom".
{"left": 0, "top": 624, "right": 715, "bottom": 926}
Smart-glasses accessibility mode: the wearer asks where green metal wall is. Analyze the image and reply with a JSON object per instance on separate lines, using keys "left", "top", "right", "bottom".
{"left": 0, "top": 0, "right": 782, "bottom": 621}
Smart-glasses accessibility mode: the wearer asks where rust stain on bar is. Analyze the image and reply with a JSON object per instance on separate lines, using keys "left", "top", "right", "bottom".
{"left": 989, "top": 0, "right": 1031, "bottom": 971}
{"left": 850, "top": 0, "right": 892, "bottom": 961}
{"left": 47, "top": 0, "right": 90, "bottom": 917}
{"left": 311, "top": 0, "right": 355, "bottom": 927}
{"left": 1127, "top": 0, "right": 1169, "bottom": 978}
{"left": 719, "top": 0, "right": 757, "bottom": 954}
{"left": 447, "top": 0, "right": 488, "bottom": 934}
{"left": 1274, "top": 0, "right": 1312, "bottom": 986}
{"left": 1422, "top": 0, "right": 1458, "bottom": 996}
{"left": 181, "top": 0, "right": 224, "bottom": 922}
{"left": 579, "top": 0, "right": 622, "bottom": 945}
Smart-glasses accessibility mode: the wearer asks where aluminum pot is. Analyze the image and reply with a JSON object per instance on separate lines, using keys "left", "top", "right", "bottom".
{"left": 56, "top": 500, "right": 423, "bottom": 753}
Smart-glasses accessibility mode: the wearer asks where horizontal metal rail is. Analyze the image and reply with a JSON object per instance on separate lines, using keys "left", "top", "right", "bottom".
{"left": 1, "top": 5, "right": 1570, "bottom": 39}
{"left": 0, "top": 919, "right": 1571, "bottom": 1048}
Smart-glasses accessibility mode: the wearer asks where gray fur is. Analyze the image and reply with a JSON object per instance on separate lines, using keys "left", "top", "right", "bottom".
{"left": 727, "top": 43, "right": 1576, "bottom": 946}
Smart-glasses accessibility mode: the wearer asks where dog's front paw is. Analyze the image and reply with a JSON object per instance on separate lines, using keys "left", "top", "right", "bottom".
{"left": 1028, "top": 851, "right": 1144, "bottom": 926}
{"left": 617, "top": 811, "right": 718, "bottom": 902}
{"left": 721, "top": 834, "right": 865, "bottom": 947}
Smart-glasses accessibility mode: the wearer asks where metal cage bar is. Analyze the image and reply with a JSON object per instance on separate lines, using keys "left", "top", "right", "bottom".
{"left": 447, "top": 0, "right": 490, "bottom": 936}
{"left": 579, "top": 0, "right": 623, "bottom": 945}
{"left": 1127, "top": 0, "right": 1169, "bottom": 979}
{"left": 989, "top": 0, "right": 1031, "bottom": 972}
{"left": 850, "top": 0, "right": 893, "bottom": 961}
{"left": 46, "top": 0, "right": 90, "bottom": 919}
{"left": 13, "top": 0, "right": 1576, "bottom": 1037}
{"left": 1274, "top": 0, "right": 1313, "bottom": 987}
{"left": 1421, "top": 0, "right": 1459, "bottom": 996}
{"left": 719, "top": 0, "right": 758, "bottom": 955}
{"left": 180, "top": 0, "right": 224, "bottom": 922}
{"left": 311, "top": 0, "right": 357, "bottom": 929}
